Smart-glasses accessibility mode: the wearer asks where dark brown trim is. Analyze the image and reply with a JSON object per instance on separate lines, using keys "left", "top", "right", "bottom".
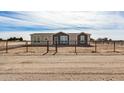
{"left": 77, "top": 33, "right": 89, "bottom": 45}
{"left": 53, "top": 32, "right": 69, "bottom": 45}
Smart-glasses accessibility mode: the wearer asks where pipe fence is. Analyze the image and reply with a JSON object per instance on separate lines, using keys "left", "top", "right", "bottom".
{"left": 0, "top": 40, "right": 124, "bottom": 55}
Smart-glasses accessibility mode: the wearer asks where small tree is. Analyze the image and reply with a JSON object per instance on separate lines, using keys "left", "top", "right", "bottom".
{"left": 97, "top": 37, "right": 108, "bottom": 42}
{"left": 7, "top": 37, "right": 23, "bottom": 41}
{"left": 19, "top": 37, "right": 23, "bottom": 41}
{"left": 0, "top": 38, "right": 2, "bottom": 41}
{"left": 90, "top": 38, "right": 95, "bottom": 42}
{"left": 109, "top": 39, "right": 112, "bottom": 41}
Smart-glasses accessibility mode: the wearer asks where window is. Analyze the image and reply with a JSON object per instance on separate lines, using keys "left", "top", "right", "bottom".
{"left": 87, "top": 36, "right": 90, "bottom": 41}
{"left": 80, "top": 35, "right": 85, "bottom": 44}
{"left": 33, "top": 36, "right": 36, "bottom": 42}
{"left": 60, "top": 36, "right": 68, "bottom": 44}
{"left": 37, "top": 36, "right": 40, "bottom": 42}
{"left": 54, "top": 37, "right": 58, "bottom": 41}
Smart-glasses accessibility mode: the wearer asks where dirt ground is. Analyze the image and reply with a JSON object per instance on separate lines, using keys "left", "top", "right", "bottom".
{"left": 0, "top": 41, "right": 124, "bottom": 80}
{"left": 0, "top": 54, "right": 124, "bottom": 80}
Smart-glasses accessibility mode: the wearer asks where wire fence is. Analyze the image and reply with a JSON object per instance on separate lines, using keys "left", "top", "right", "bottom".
{"left": 0, "top": 40, "right": 124, "bottom": 55}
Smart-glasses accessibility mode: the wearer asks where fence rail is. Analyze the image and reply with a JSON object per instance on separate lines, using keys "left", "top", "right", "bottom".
{"left": 0, "top": 40, "right": 124, "bottom": 54}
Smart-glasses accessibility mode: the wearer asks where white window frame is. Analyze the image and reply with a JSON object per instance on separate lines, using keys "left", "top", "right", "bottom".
{"left": 80, "top": 35, "right": 85, "bottom": 44}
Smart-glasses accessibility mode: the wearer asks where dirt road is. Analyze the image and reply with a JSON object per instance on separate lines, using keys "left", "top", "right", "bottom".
{"left": 0, "top": 55, "right": 124, "bottom": 80}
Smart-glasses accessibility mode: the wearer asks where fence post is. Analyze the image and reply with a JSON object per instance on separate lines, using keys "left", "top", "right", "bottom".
{"left": 121, "top": 41, "right": 123, "bottom": 46}
{"left": 47, "top": 41, "right": 49, "bottom": 53}
{"left": 95, "top": 41, "right": 97, "bottom": 53}
{"left": 113, "top": 41, "right": 116, "bottom": 52}
{"left": 6, "top": 40, "right": 8, "bottom": 53}
{"left": 75, "top": 41, "right": 77, "bottom": 54}
{"left": 26, "top": 41, "right": 28, "bottom": 52}
{"left": 55, "top": 41, "right": 58, "bottom": 52}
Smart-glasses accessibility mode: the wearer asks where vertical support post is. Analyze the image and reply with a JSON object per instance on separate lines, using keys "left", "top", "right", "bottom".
{"left": 6, "top": 40, "right": 8, "bottom": 53}
{"left": 121, "top": 41, "right": 123, "bottom": 46}
{"left": 113, "top": 41, "right": 116, "bottom": 52}
{"left": 95, "top": 41, "right": 97, "bottom": 53}
{"left": 75, "top": 41, "right": 77, "bottom": 54}
{"left": 47, "top": 41, "right": 49, "bottom": 53}
{"left": 55, "top": 41, "right": 58, "bottom": 52}
{"left": 26, "top": 41, "right": 28, "bottom": 52}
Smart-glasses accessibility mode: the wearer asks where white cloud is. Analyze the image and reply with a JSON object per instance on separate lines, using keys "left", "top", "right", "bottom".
{"left": 0, "top": 11, "right": 124, "bottom": 40}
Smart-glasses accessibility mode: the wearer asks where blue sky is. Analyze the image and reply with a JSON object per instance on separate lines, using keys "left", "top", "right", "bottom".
{"left": 0, "top": 11, "right": 124, "bottom": 40}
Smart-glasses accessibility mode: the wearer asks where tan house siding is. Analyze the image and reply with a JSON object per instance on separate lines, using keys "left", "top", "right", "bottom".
{"left": 31, "top": 33, "right": 54, "bottom": 45}
{"left": 68, "top": 33, "right": 78, "bottom": 45}
{"left": 31, "top": 32, "right": 91, "bottom": 46}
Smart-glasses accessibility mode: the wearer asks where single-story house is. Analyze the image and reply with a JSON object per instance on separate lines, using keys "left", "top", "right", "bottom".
{"left": 30, "top": 32, "right": 91, "bottom": 46}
